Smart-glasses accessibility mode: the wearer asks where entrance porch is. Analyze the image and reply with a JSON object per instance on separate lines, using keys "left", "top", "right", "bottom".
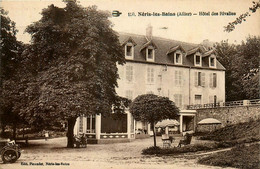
{"left": 73, "top": 111, "right": 135, "bottom": 144}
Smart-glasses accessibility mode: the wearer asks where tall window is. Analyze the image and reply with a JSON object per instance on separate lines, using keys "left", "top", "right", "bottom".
{"left": 213, "top": 73, "right": 217, "bottom": 87}
{"left": 79, "top": 116, "right": 84, "bottom": 133}
{"left": 175, "top": 70, "right": 183, "bottom": 86}
{"left": 195, "top": 71, "right": 205, "bottom": 87}
{"left": 175, "top": 52, "right": 182, "bottom": 64}
{"left": 148, "top": 49, "right": 153, "bottom": 59}
{"left": 146, "top": 47, "right": 155, "bottom": 61}
{"left": 125, "top": 44, "right": 134, "bottom": 59}
{"left": 86, "top": 115, "right": 95, "bottom": 133}
{"left": 210, "top": 73, "right": 217, "bottom": 88}
{"left": 126, "top": 65, "right": 133, "bottom": 82}
{"left": 195, "top": 95, "right": 202, "bottom": 105}
{"left": 126, "top": 46, "right": 132, "bottom": 56}
{"left": 147, "top": 67, "right": 155, "bottom": 83}
{"left": 125, "top": 90, "right": 133, "bottom": 100}
{"left": 210, "top": 57, "right": 215, "bottom": 67}
{"left": 195, "top": 54, "right": 201, "bottom": 66}
{"left": 174, "top": 94, "right": 182, "bottom": 108}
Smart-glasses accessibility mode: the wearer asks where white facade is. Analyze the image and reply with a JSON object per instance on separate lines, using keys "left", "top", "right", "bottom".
{"left": 74, "top": 31, "right": 226, "bottom": 140}
{"left": 117, "top": 62, "right": 225, "bottom": 109}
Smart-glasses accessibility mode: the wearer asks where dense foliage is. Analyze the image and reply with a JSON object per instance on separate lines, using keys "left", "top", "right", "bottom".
{"left": 215, "top": 36, "right": 259, "bottom": 101}
{"left": 129, "top": 94, "right": 179, "bottom": 147}
{"left": 0, "top": 8, "right": 24, "bottom": 138}
{"left": 12, "top": 2, "right": 127, "bottom": 147}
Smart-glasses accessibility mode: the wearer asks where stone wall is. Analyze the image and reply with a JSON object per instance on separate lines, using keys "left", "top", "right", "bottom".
{"left": 195, "top": 105, "right": 260, "bottom": 132}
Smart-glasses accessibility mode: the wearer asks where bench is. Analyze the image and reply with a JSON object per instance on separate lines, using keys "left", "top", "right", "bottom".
{"left": 177, "top": 133, "right": 192, "bottom": 147}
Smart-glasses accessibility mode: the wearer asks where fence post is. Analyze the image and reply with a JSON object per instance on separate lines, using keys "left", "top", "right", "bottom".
{"left": 219, "top": 102, "right": 224, "bottom": 107}
{"left": 243, "top": 100, "right": 250, "bottom": 106}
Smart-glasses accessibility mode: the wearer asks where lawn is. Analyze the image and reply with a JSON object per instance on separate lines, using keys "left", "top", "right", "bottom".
{"left": 198, "top": 143, "right": 260, "bottom": 169}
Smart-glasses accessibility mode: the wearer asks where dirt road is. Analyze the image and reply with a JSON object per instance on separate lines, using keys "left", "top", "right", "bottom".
{"left": 0, "top": 137, "right": 234, "bottom": 169}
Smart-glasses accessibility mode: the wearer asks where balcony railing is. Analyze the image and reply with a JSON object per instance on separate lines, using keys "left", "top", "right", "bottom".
{"left": 187, "top": 99, "right": 260, "bottom": 110}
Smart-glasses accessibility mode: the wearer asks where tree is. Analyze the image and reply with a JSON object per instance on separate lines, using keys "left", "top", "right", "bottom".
{"left": 215, "top": 36, "right": 260, "bottom": 101}
{"left": 129, "top": 94, "right": 179, "bottom": 147}
{"left": 0, "top": 8, "right": 24, "bottom": 138}
{"left": 16, "top": 1, "right": 126, "bottom": 147}
{"left": 224, "top": 0, "right": 260, "bottom": 32}
{"left": 215, "top": 40, "right": 239, "bottom": 101}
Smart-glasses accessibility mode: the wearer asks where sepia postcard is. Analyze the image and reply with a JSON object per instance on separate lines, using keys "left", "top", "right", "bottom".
{"left": 0, "top": 0, "right": 259, "bottom": 169}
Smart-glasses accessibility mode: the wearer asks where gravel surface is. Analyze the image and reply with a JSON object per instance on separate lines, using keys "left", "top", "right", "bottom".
{"left": 0, "top": 137, "right": 235, "bottom": 169}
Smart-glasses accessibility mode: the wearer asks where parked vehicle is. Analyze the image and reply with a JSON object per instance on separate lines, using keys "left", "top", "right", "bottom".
{"left": 0, "top": 139, "right": 22, "bottom": 163}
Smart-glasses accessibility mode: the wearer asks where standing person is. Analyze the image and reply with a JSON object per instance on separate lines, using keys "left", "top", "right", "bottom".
{"left": 45, "top": 131, "right": 49, "bottom": 141}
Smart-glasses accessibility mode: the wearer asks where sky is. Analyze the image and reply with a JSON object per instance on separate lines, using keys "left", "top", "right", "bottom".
{"left": 1, "top": 0, "right": 260, "bottom": 44}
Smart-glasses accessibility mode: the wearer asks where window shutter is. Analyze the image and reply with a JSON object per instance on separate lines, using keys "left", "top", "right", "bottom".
{"left": 214, "top": 73, "right": 217, "bottom": 87}
{"left": 194, "top": 72, "right": 198, "bottom": 86}
{"left": 209, "top": 73, "right": 213, "bottom": 87}
{"left": 151, "top": 68, "right": 154, "bottom": 83}
{"left": 201, "top": 72, "right": 205, "bottom": 87}
{"left": 147, "top": 67, "right": 150, "bottom": 83}
{"left": 175, "top": 70, "right": 178, "bottom": 85}
{"left": 180, "top": 71, "right": 183, "bottom": 86}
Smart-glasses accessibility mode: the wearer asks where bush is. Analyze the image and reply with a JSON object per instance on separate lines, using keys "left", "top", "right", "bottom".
{"left": 142, "top": 143, "right": 221, "bottom": 155}
{"left": 142, "top": 146, "right": 161, "bottom": 155}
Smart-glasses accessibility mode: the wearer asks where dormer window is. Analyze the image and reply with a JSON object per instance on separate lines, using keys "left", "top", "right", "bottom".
{"left": 209, "top": 55, "right": 216, "bottom": 68}
{"left": 125, "top": 43, "right": 134, "bottom": 59}
{"left": 194, "top": 53, "right": 202, "bottom": 66}
{"left": 174, "top": 51, "right": 183, "bottom": 65}
{"left": 146, "top": 47, "right": 155, "bottom": 62}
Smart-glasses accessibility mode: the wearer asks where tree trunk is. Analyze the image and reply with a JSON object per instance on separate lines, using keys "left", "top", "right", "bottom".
{"left": 152, "top": 123, "right": 156, "bottom": 147}
{"left": 1, "top": 125, "right": 5, "bottom": 136}
{"left": 12, "top": 122, "right": 17, "bottom": 141}
{"left": 67, "top": 117, "right": 77, "bottom": 148}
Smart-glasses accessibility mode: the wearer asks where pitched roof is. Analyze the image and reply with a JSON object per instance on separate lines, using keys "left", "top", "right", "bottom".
{"left": 118, "top": 32, "right": 225, "bottom": 70}
{"left": 166, "top": 45, "right": 186, "bottom": 55}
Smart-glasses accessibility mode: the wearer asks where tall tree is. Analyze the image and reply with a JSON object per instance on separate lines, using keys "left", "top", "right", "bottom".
{"left": 215, "top": 40, "right": 239, "bottom": 101}
{"left": 129, "top": 94, "right": 179, "bottom": 147}
{"left": 0, "top": 8, "right": 24, "bottom": 138}
{"left": 215, "top": 36, "right": 259, "bottom": 101}
{"left": 18, "top": 2, "right": 126, "bottom": 147}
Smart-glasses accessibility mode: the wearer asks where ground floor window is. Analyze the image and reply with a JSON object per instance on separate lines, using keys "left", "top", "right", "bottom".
{"left": 79, "top": 116, "right": 84, "bottom": 133}
{"left": 86, "top": 115, "right": 95, "bottom": 133}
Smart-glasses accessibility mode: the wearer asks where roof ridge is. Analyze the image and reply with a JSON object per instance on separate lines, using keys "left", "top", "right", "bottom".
{"left": 118, "top": 31, "right": 199, "bottom": 47}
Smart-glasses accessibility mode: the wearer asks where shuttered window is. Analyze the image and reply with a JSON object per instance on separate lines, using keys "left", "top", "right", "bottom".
{"left": 126, "top": 65, "right": 133, "bottom": 82}
{"left": 175, "top": 70, "right": 183, "bottom": 86}
{"left": 210, "top": 73, "right": 217, "bottom": 88}
{"left": 195, "top": 71, "right": 205, "bottom": 87}
{"left": 147, "top": 67, "right": 155, "bottom": 83}
{"left": 174, "top": 94, "right": 183, "bottom": 108}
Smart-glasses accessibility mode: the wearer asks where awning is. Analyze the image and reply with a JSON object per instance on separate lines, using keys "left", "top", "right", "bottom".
{"left": 155, "top": 119, "right": 180, "bottom": 127}
{"left": 198, "top": 118, "right": 222, "bottom": 125}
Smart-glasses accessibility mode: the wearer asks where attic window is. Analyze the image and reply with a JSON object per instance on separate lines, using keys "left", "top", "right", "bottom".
{"left": 209, "top": 56, "right": 216, "bottom": 68}
{"left": 194, "top": 54, "right": 202, "bottom": 66}
{"left": 174, "top": 52, "right": 182, "bottom": 64}
{"left": 146, "top": 47, "right": 155, "bottom": 62}
{"left": 125, "top": 43, "right": 134, "bottom": 59}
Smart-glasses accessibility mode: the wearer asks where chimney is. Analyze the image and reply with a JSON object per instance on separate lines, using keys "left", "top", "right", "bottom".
{"left": 146, "top": 24, "right": 153, "bottom": 41}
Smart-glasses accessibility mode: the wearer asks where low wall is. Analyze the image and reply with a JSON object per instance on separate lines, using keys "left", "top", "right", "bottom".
{"left": 195, "top": 105, "right": 260, "bottom": 132}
